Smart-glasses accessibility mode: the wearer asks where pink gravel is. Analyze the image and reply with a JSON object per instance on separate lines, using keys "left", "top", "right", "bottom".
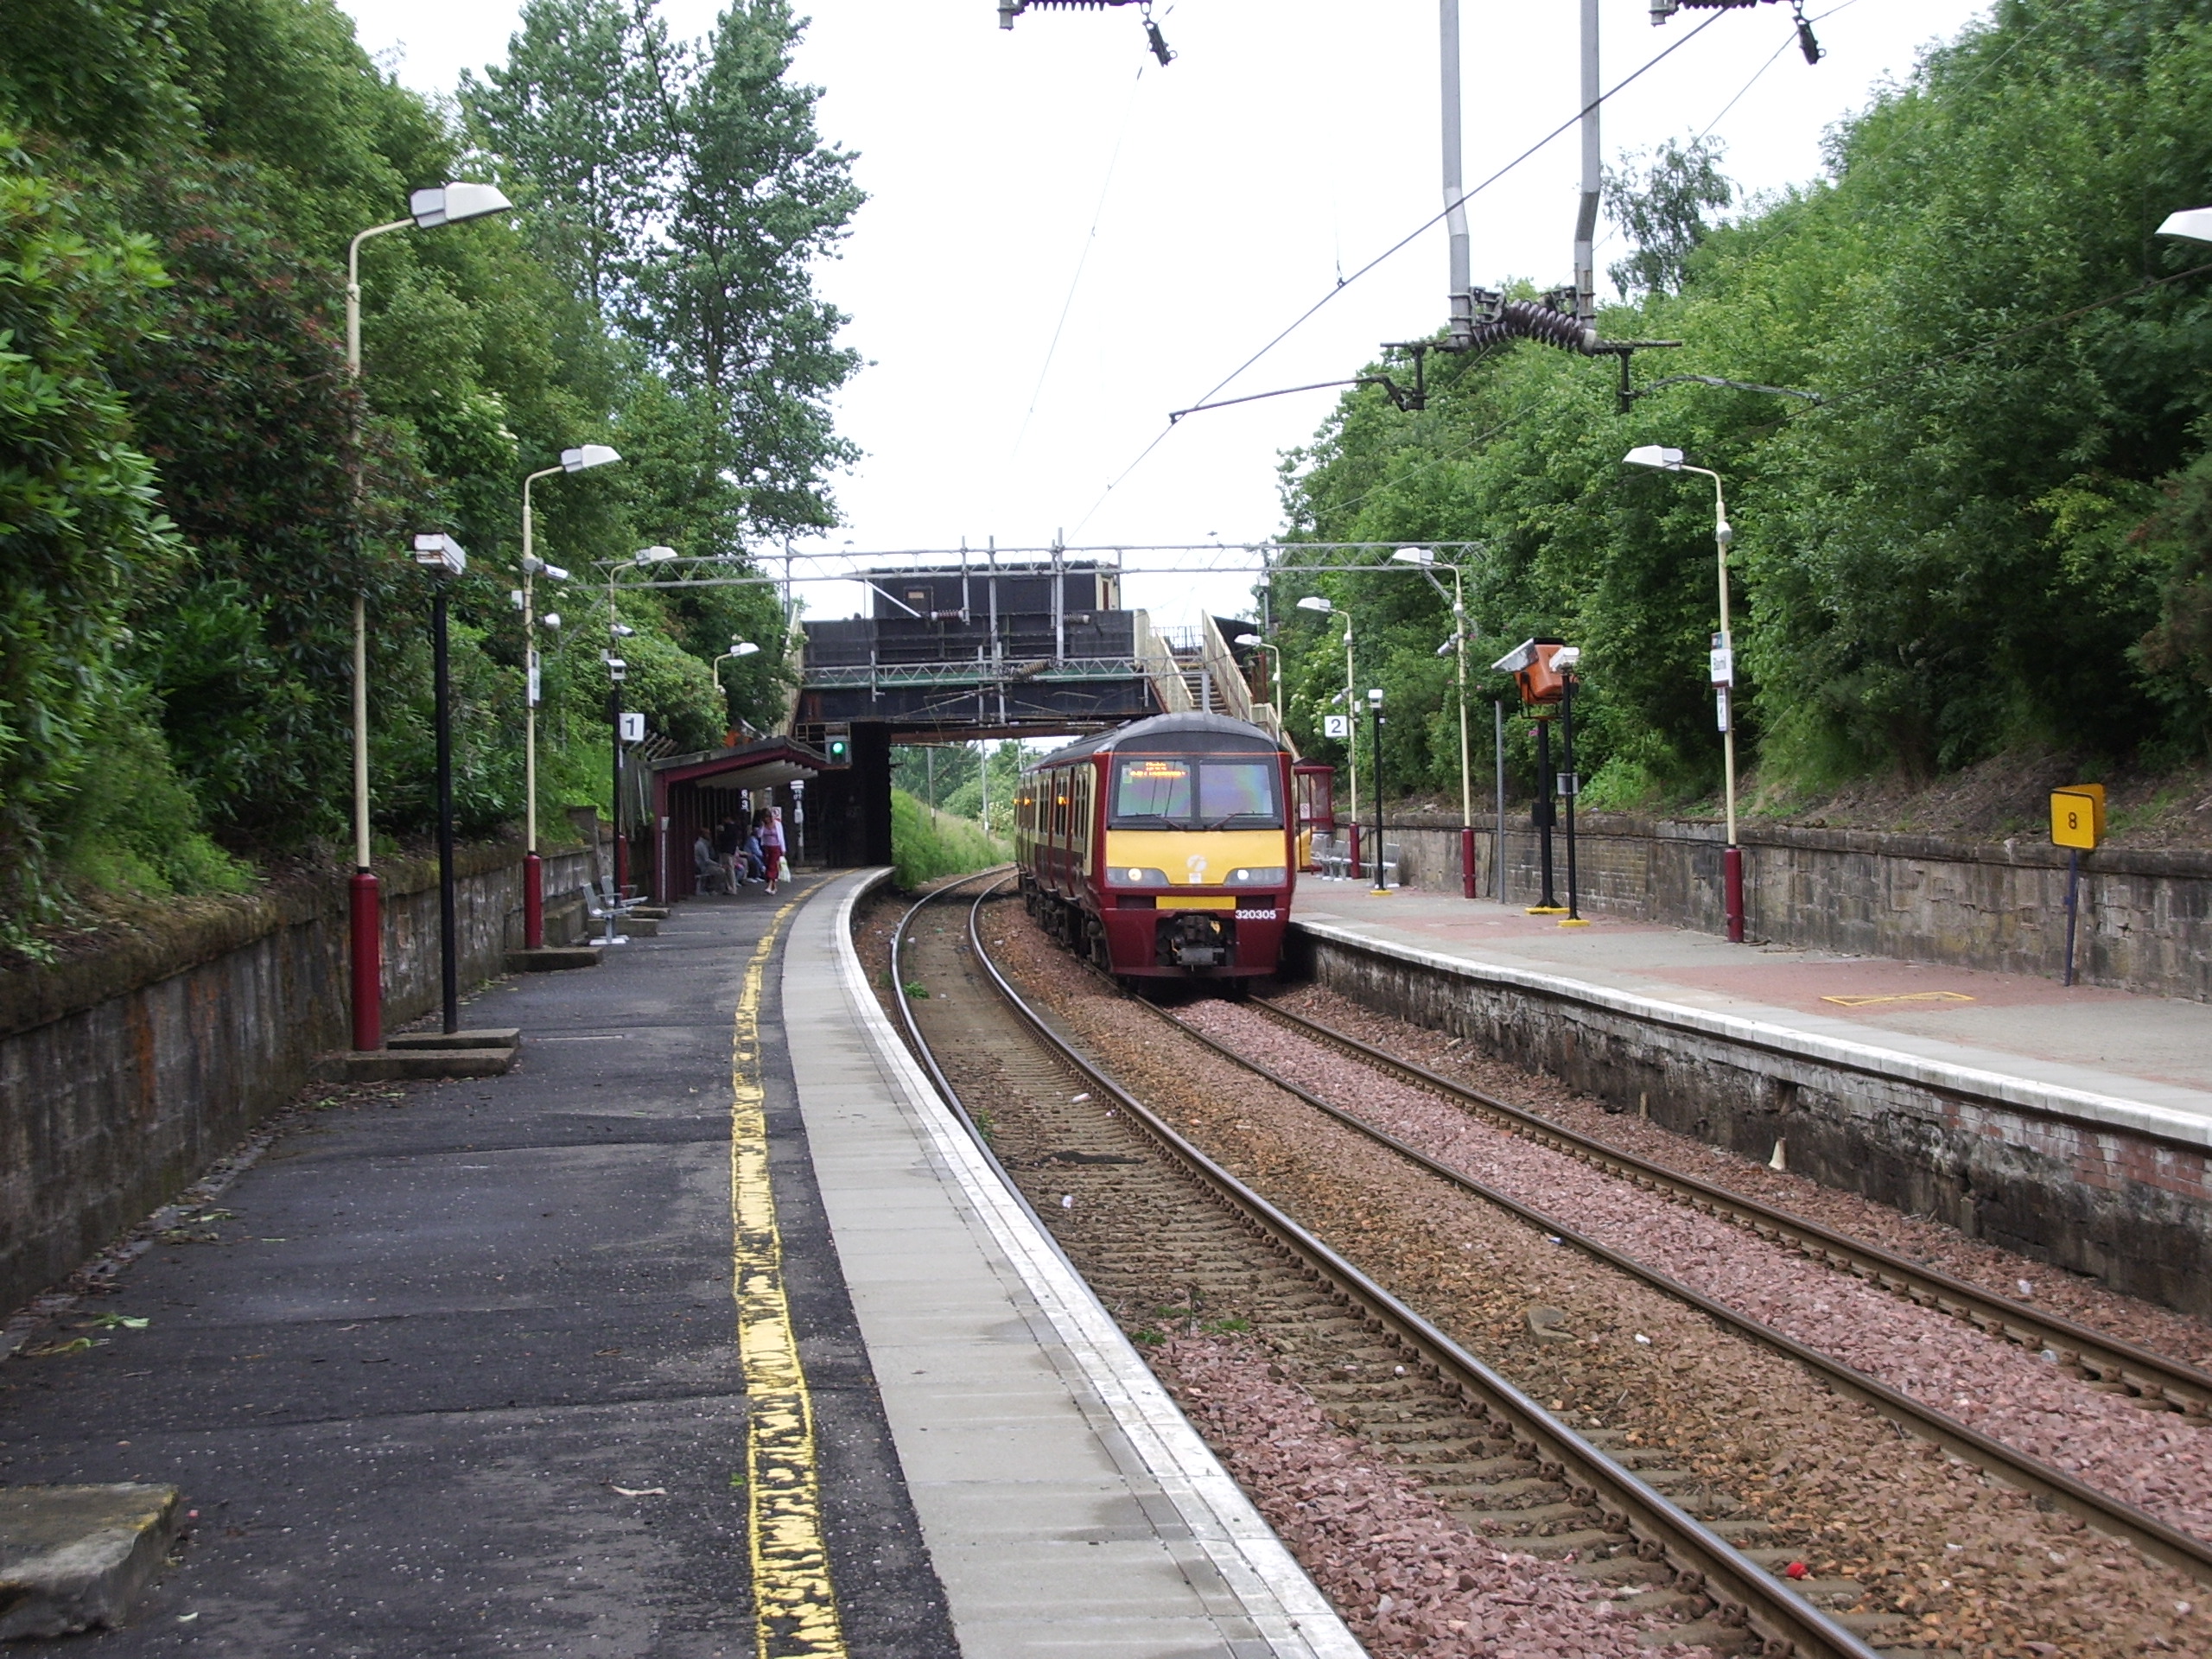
{"left": 1185, "top": 1001, "right": 2212, "bottom": 1547}
{"left": 1153, "top": 1333, "right": 1715, "bottom": 1658}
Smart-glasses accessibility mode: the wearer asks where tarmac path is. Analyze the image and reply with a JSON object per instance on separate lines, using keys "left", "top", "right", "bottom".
{"left": 0, "top": 884, "right": 957, "bottom": 1657}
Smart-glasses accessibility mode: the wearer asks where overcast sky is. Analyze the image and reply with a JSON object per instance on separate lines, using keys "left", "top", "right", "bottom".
{"left": 341, "top": 0, "right": 1991, "bottom": 626}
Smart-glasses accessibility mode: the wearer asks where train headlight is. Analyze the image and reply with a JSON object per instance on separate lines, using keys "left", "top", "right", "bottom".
{"left": 1225, "top": 867, "right": 1287, "bottom": 885}
{"left": 1105, "top": 867, "right": 1171, "bottom": 887}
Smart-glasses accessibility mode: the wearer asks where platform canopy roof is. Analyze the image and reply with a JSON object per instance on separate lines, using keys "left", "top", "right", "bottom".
{"left": 649, "top": 734, "right": 830, "bottom": 793}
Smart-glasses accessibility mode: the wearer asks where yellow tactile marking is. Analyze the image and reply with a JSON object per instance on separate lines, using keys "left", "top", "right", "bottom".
{"left": 732, "top": 889, "right": 847, "bottom": 1659}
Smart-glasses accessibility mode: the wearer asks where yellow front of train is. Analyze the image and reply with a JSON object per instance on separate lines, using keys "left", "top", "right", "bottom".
{"left": 1093, "top": 736, "right": 1294, "bottom": 978}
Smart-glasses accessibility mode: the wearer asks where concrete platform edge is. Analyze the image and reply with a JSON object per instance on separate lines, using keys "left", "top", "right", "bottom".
{"left": 816, "top": 870, "right": 1363, "bottom": 1659}
{"left": 1294, "top": 915, "right": 2212, "bottom": 1154}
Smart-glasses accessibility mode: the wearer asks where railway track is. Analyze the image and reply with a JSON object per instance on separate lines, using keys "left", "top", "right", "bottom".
{"left": 1244, "top": 997, "right": 2212, "bottom": 1421}
{"left": 892, "top": 873, "right": 1900, "bottom": 1659}
{"left": 1143, "top": 993, "right": 2212, "bottom": 1592}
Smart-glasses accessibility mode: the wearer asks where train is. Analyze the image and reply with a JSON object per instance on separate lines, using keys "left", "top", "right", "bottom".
{"left": 1014, "top": 711, "right": 1298, "bottom": 982}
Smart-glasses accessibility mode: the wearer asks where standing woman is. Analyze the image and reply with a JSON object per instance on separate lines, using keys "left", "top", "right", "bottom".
{"left": 758, "top": 804, "right": 786, "bottom": 895}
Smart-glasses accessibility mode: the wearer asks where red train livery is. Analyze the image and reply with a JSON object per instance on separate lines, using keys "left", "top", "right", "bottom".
{"left": 1014, "top": 712, "right": 1296, "bottom": 982}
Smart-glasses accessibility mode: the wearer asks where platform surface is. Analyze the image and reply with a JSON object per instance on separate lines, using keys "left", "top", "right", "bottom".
{"left": 0, "top": 871, "right": 1352, "bottom": 1657}
{"left": 1296, "top": 879, "right": 2212, "bottom": 1135}
{"left": 789, "top": 871, "right": 1357, "bottom": 1659}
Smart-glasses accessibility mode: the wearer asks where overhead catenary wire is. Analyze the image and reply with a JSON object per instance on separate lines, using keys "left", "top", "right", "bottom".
{"left": 1009, "top": 59, "right": 1151, "bottom": 463}
{"left": 1066, "top": 10, "right": 1734, "bottom": 537}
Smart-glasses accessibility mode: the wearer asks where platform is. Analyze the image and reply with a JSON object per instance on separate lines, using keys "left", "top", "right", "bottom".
{"left": 788, "top": 871, "right": 1356, "bottom": 1659}
{"left": 0, "top": 870, "right": 1352, "bottom": 1656}
{"left": 1294, "top": 880, "right": 2212, "bottom": 1147}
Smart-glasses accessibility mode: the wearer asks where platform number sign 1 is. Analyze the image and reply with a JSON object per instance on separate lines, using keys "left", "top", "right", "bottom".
{"left": 2049, "top": 785, "right": 2105, "bottom": 988}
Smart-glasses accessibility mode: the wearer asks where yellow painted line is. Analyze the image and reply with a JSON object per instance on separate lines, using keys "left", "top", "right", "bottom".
{"left": 731, "top": 887, "right": 847, "bottom": 1659}
{"left": 1820, "top": 990, "right": 1977, "bottom": 1007}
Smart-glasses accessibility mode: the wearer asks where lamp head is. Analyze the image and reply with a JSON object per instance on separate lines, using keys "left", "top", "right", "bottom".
{"left": 2158, "top": 205, "right": 2212, "bottom": 243}
{"left": 1295, "top": 595, "right": 1332, "bottom": 614}
{"left": 1622, "top": 444, "right": 1685, "bottom": 471}
{"left": 733, "top": 641, "right": 760, "bottom": 658}
{"left": 632, "top": 545, "right": 677, "bottom": 564}
{"left": 1366, "top": 687, "right": 1384, "bottom": 708}
{"left": 409, "top": 182, "right": 513, "bottom": 228}
{"left": 411, "top": 533, "right": 467, "bottom": 576}
{"left": 1234, "top": 633, "right": 1264, "bottom": 647}
{"left": 1715, "top": 518, "right": 1734, "bottom": 550}
{"left": 562, "top": 443, "right": 621, "bottom": 473}
{"left": 604, "top": 653, "right": 626, "bottom": 683}
{"left": 1551, "top": 645, "right": 1583, "bottom": 671}
{"left": 1390, "top": 547, "right": 1435, "bottom": 566}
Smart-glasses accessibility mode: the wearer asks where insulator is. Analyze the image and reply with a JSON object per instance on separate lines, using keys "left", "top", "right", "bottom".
{"left": 1463, "top": 298, "right": 1596, "bottom": 355}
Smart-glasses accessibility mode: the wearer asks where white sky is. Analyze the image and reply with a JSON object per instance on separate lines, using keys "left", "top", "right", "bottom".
{"left": 343, "top": 0, "right": 1991, "bottom": 626}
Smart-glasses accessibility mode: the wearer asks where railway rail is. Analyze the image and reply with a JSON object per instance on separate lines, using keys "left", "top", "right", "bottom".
{"left": 1245, "top": 998, "right": 2212, "bottom": 1421}
{"left": 1140, "top": 994, "right": 2212, "bottom": 1592}
{"left": 891, "top": 872, "right": 1895, "bottom": 1659}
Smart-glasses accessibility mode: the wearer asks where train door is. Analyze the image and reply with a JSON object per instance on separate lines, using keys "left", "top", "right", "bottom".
{"left": 1294, "top": 762, "right": 1336, "bottom": 873}
{"left": 1074, "top": 764, "right": 1094, "bottom": 878}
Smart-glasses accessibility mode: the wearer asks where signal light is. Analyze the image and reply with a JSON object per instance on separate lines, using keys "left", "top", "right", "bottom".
{"left": 826, "top": 737, "right": 850, "bottom": 763}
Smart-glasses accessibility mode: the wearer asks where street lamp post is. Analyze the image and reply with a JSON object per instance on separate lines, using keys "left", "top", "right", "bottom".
{"left": 603, "top": 548, "right": 677, "bottom": 896}
{"left": 412, "top": 535, "right": 468, "bottom": 1034}
{"left": 518, "top": 444, "right": 620, "bottom": 948}
{"left": 1624, "top": 445, "right": 1745, "bottom": 943}
{"left": 713, "top": 639, "right": 762, "bottom": 741}
{"left": 2158, "top": 204, "right": 2212, "bottom": 243}
{"left": 343, "top": 181, "right": 512, "bottom": 1052}
{"left": 1553, "top": 645, "right": 1587, "bottom": 926}
{"left": 601, "top": 652, "right": 629, "bottom": 942}
{"left": 1394, "top": 547, "right": 1478, "bottom": 896}
{"left": 1367, "top": 688, "right": 1389, "bottom": 893}
{"left": 1232, "top": 633, "right": 1283, "bottom": 716}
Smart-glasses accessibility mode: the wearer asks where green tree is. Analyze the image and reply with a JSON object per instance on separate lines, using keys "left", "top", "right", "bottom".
{"left": 1603, "top": 137, "right": 1732, "bottom": 299}
{"left": 461, "top": 0, "right": 667, "bottom": 314}
{"left": 632, "top": 1, "right": 861, "bottom": 536}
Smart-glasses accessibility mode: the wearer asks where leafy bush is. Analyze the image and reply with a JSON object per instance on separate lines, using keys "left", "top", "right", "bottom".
{"left": 891, "top": 791, "right": 1008, "bottom": 889}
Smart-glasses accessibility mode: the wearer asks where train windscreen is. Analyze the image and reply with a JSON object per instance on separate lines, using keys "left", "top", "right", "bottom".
{"left": 1109, "top": 755, "right": 1281, "bottom": 829}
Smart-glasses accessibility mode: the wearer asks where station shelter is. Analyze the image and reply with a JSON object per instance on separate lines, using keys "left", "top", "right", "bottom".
{"left": 648, "top": 735, "right": 833, "bottom": 904}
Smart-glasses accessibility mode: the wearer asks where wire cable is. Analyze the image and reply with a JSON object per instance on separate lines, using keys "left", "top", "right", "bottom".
{"left": 1071, "top": 9, "right": 1733, "bottom": 534}
{"left": 1009, "top": 60, "right": 1150, "bottom": 462}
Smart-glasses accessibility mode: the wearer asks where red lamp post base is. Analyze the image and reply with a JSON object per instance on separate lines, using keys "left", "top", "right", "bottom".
{"left": 1461, "top": 826, "right": 1478, "bottom": 899}
{"left": 523, "top": 851, "right": 543, "bottom": 950}
{"left": 349, "top": 870, "right": 383, "bottom": 1050}
{"left": 1724, "top": 843, "right": 1745, "bottom": 943}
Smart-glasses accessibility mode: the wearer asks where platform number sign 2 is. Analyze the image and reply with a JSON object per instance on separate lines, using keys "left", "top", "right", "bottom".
{"left": 1323, "top": 714, "right": 1351, "bottom": 740}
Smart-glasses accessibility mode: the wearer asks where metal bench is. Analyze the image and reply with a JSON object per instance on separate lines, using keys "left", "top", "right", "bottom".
{"left": 585, "top": 876, "right": 645, "bottom": 944}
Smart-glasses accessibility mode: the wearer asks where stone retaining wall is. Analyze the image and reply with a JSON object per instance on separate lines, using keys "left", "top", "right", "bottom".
{"left": 0, "top": 846, "right": 597, "bottom": 1319}
{"left": 1357, "top": 814, "right": 2211, "bottom": 1001}
{"left": 1291, "top": 924, "right": 2212, "bottom": 1318}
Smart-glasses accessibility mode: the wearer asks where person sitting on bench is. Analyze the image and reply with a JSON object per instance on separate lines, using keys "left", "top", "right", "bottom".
{"left": 693, "top": 829, "right": 727, "bottom": 894}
